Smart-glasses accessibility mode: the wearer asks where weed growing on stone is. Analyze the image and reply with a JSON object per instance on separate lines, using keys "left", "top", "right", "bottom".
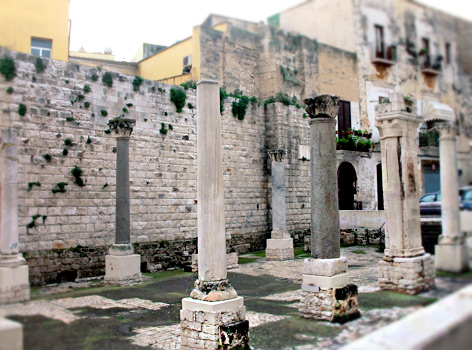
{"left": 0, "top": 55, "right": 16, "bottom": 81}
{"left": 64, "top": 138, "right": 73, "bottom": 146}
{"left": 232, "top": 95, "right": 249, "bottom": 120}
{"left": 169, "top": 124, "right": 173, "bottom": 130}
{"left": 62, "top": 148, "right": 68, "bottom": 156}
{"left": 83, "top": 84, "right": 91, "bottom": 93}
{"left": 27, "top": 215, "right": 41, "bottom": 229}
{"left": 180, "top": 80, "right": 197, "bottom": 90}
{"left": 6, "top": 87, "right": 13, "bottom": 94}
{"left": 66, "top": 117, "right": 75, "bottom": 122}
{"left": 159, "top": 123, "right": 168, "bottom": 135}
{"left": 18, "top": 103, "right": 27, "bottom": 116}
{"left": 122, "top": 107, "right": 128, "bottom": 113}
{"left": 71, "top": 166, "right": 85, "bottom": 187}
{"left": 170, "top": 88, "right": 186, "bottom": 113}
{"left": 132, "top": 76, "right": 144, "bottom": 91}
{"left": 42, "top": 154, "right": 52, "bottom": 162}
{"left": 91, "top": 74, "right": 98, "bottom": 82}
{"left": 27, "top": 181, "right": 41, "bottom": 191}
{"left": 104, "top": 129, "right": 111, "bottom": 134}
{"left": 84, "top": 102, "right": 90, "bottom": 108}
{"left": 34, "top": 57, "right": 47, "bottom": 73}
{"left": 52, "top": 182, "right": 67, "bottom": 193}
{"left": 102, "top": 72, "right": 113, "bottom": 87}
{"left": 101, "top": 110, "right": 108, "bottom": 117}
{"left": 86, "top": 136, "right": 92, "bottom": 144}
{"left": 187, "top": 103, "right": 193, "bottom": 109}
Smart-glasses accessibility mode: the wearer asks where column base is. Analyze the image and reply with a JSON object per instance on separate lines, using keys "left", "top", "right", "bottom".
{"left": 104, "top": 254, "right": 142, "bottom": 286}
{"left": 180, "top": 297, "right": 249, "bottom": 350}
{"left": 266, "top": 238, "right": 294, "bottom": 261}
{"left": 191, "top": 253, "right": 239, "bottom": 273}
{"left": 0, "top": 265, "right": 30, "bottom": 305}
{"left": 435, "top": 244, "right": 469, "bottom": 273}
{"left": 299, "top": 258, "right": 359, "bottom": 323}
{"left": 0, "top": 318, "right": 23, "bottom": 350}
{"left": 379, "top": 254, "right": 435, "bottom": 295}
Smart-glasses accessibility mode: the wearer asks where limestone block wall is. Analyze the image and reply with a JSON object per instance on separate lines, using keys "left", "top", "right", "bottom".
{"left": 0, "top": 48, "right": 269, "bottom": 284}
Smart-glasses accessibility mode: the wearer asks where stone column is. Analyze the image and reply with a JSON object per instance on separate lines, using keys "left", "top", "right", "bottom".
{"left": 0, "top": 128, "right": 30, "bottom": 304}
{"left": 266, "top": 149, "right": 294, "bottom": 261}
{"left": 299, "top": 95, "right": 360, "bottom": 322}
{"left": 0, "top": 317, "right": 23, "bottom": 350}
{"left": 435, "top": 122, "right": 469, "bottom": 272}
{"left": 375, "top": 93, "right": 434, "bottom": 294}
{"left": 104, "top": 118, "right": 142, "bottom": 286}
{"left": 180, "top": 81, "right": 249, "bottom": 350}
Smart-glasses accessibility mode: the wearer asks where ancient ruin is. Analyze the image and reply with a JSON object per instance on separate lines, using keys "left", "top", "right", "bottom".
{"left": 375, "top": 93, "right": 435, "bottom": 294}
{"left": 266, "top": 149, "right": 294, "bottom": 261}
{"left": 180, "top": 81, "right": 249, "bottom": 349}
{"left": 299, "top": 95, "right": 360, "bottom": 322}
{"left": 104, "top": 117, "right": 142, "bottom": 285}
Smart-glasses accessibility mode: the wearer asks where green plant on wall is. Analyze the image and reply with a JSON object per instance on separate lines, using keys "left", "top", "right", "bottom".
{"left": 180, "top": 80, "right": 197, "bottom": 90}
{"left": 64, "top": 138, "right": 73, "bottom": 147}
{"left": 18, "top": 103, "right": 27, "bottom": 116}
{"left": 35, "top": 57, "right": 47, "bottom": 73}
{"left": 6, "top": 87, "right": 13, "bottom": 94}
{"left": 170, "top": 88, "right": 186, "bottom": 113}
{"left": 232, "top": 95, "right": 249, "bottom": 120}
{"left": 102, "top": 72, "right": 113, "bottom": 87}
{"left": 27, "top": 181, "right": 41, "bottom": 191}
{"left": 132, "top": 76, "right": 144, "bottom": 91}
{"left": 52, "top": 182, "right": 67, "bottom": 193}
{"left": 27, "top": 215, "right": 41, "bottom": 229}
{"left": 91, "top": 74, "right": 99, "bottom": 82}
{"left": 159, "top": 123, "right": 168, "bottom": 135}
{"left": 62, "top": 148, "right": 68, "bottom": 156}
{"left": 83, "top": 84, "right": 91, "bottom": 93}
{"left": 220, "top": 88, "right": 228, "bottom": 113}
{"left": 101, "top": 110, "right": 108, "bottom": 117}
{"left": 42, "top": 153, "right": 52, "bottom": 162}
{"left": 71, "top": 166, "right": 85, "bottom": 187}
{"left": 84, "top": 101, "right": 90, "bottom": 108}
{"left": 0, "top": 55, "right": 16, "bottom": 81}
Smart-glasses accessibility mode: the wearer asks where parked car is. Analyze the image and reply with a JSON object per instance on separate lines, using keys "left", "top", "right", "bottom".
{"left": 420, "top": 187, "right": 472, "bottom": 216}
{"left": 420, "top": 192, "right": 441, "bottom": 216}
{"left": 459, "top": 186, "right": 472, "bottom": 211}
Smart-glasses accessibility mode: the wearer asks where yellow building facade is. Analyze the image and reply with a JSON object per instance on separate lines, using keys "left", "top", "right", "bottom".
{"left": 137, "top": 24, "right": 227, "bottom": 85}
{"left": 0, "top": 0, "right": 70, "bottom": 62}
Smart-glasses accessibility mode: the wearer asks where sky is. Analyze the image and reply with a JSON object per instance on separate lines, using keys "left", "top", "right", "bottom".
{"left": 69, "top": 0, "right": 472, "bottom": 62}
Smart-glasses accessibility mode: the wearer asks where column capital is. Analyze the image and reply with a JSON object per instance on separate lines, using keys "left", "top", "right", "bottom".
{"left": 108, "top": 118, "right": 136, "bottom": 138}
{"left": 268, "top": 149, "right": 286, "bottom": 162}
{"left": 435, "top": 121, "right": 457, "bottom": 141}
{"left": 304, "top": 95, "right": 339, "bottom": 119}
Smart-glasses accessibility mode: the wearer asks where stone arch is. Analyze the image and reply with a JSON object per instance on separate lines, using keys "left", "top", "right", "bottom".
{"left": 338, "top": 162, "right": 357, "bottom": 210}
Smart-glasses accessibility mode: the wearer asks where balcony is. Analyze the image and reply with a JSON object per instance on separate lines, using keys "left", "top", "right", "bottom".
{"left": 419, "top": 129, "right": 439, "bottom": 148}
{"left": 419, "top": 53, "right": 443, "bottom": 76}
{"left": 371, "top": 44, "right": 397, "bottom": 66}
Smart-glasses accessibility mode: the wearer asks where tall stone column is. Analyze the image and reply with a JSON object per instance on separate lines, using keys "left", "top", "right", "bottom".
{"left": 180, "top": 81, "right": 249, "bottom": 350}
{"left": 266, "top": 149, "right": 294, "bottom": 261}
{"left": 299, "top": 95, "right": 360, "bottom": 322}
{"left": 375, "top": 93, "right": 434, "bottom": 294}
{"left": 104, "top": 118, "right": 142, "bottom": 286}
{"left": 435, "top": 122, "right": 469, "bottom": 272}
{"left": 0, "top": 128, "right": 30, "bottom": 304}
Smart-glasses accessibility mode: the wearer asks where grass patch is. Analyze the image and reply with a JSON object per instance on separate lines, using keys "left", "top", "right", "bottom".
{"left": 351, "top": 249, "right": 367, "bottom": 255}
{"left": 142, "top": 269, "right": 189, "bottom": 280}
{"left": 251, "top": 250, "right": 266, "bottom": 258}
{"left": 358, "top": 291, "right": 436, "bottom": 311}
{"left": 238, "top": 257, "right": 258, "bottom": 264}
{"left": 436, "top": 270, "right": 472, "bottom": 280}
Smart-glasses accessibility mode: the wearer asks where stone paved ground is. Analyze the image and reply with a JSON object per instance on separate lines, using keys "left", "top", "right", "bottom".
{"left": 2, "top": 246, "right": 471, "bottom": 350}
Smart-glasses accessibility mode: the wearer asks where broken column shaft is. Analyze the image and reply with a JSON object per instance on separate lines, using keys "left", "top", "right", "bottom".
{"left": 435, "top": 122, "right": 469, "bottom": 272}
{"left": 299, "top": 95, "right": 359, "bottom": 322}
{"left": 180, "top": 81, "right": 249, "bottom": 350}
{"left": 0, "top": 128, "right": 30, "bottom": 305}
{"left": 266, "top": 149, "right": 294, "bottom": 261}
{"left": 376, "top": 93, "right": 434, "bottom": 294}
{"left": 104, "top": 118, "right": 142, "bottom": 286}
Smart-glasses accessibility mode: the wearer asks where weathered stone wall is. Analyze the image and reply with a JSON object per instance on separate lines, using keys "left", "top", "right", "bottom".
{"left": 0, "top": 48, "right": 270, "bottom": 284}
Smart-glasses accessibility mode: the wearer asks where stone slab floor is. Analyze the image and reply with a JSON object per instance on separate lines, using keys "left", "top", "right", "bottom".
{"left": 1, "top": 246, "right": 471, "bottom": 350}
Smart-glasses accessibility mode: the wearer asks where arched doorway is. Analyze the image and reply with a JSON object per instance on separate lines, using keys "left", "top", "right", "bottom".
{"left": 338, "top": 162, "right": 357, "bottom": 210}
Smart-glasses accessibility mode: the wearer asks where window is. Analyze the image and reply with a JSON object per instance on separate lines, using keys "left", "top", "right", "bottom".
{"left": 420, "top": 194, "right": 435, "bottom": 203}
{"left": 31, "top": 38, "right": 52, "bottom": 58}
{"left": 445, "top": 42, "right": 451, "bottom": 64}
{"left": 375, "top": 25, "right": 385, "bottom": 58}
{"left": 338, "top": 100, "right": 351, "bottom": 133}
{"left": 421, "top": 38, "right": 430, "bottom": 66}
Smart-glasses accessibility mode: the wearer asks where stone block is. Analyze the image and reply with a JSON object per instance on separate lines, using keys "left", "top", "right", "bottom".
{"left": 104, "top": 254, "right": 142, "bottom": 286}
{"left": 303, "top": 257, "right": 348, "bottom": 276}
{"left": 0, "top": 318, "right": 22, "bottom": 350}
{"left": 303, "top": 273, "right": 349, "bottom": 288}
{"left": 0, "top": 265, "right": 30, "bottom": 304}
{"left": 435, "top": 244, "right": 469, "bottom": 273}
{"left": 182, "top": 297, "right": 244, "bottom": 313}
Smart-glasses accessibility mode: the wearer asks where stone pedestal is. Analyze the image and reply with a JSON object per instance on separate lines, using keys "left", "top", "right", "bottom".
{"left": 0, "top": 317, "right": 22, "bottom": 350}
{"left": 434, "top": 122, "right": 469, "bottom": 272}
{"left": 299, "top": 95, "right": 359, "bottom": 322}
{"left": 0, "top": 129, "right": 30, "bottom": 304}
{"left": 375, "top": 94, "right": 434, "bottom": 294}
{"left": 300, "top": 257, "right": 360, "bottom": 322}
{"left": 180, "top": 297, "right": 249, "bottom": 350}
{"left": 180, "top": 81, "right": 248, "bottom": 348}
{"left": 266, "top": 149, "right": 294, "bottom": 261}
{"left": 104, "top": 119, "right": 142, "bottom": 286}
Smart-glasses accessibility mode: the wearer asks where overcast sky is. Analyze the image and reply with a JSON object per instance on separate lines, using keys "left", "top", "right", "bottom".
{"left": 69, "top": 0, "right": 472, "bottom": 61}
